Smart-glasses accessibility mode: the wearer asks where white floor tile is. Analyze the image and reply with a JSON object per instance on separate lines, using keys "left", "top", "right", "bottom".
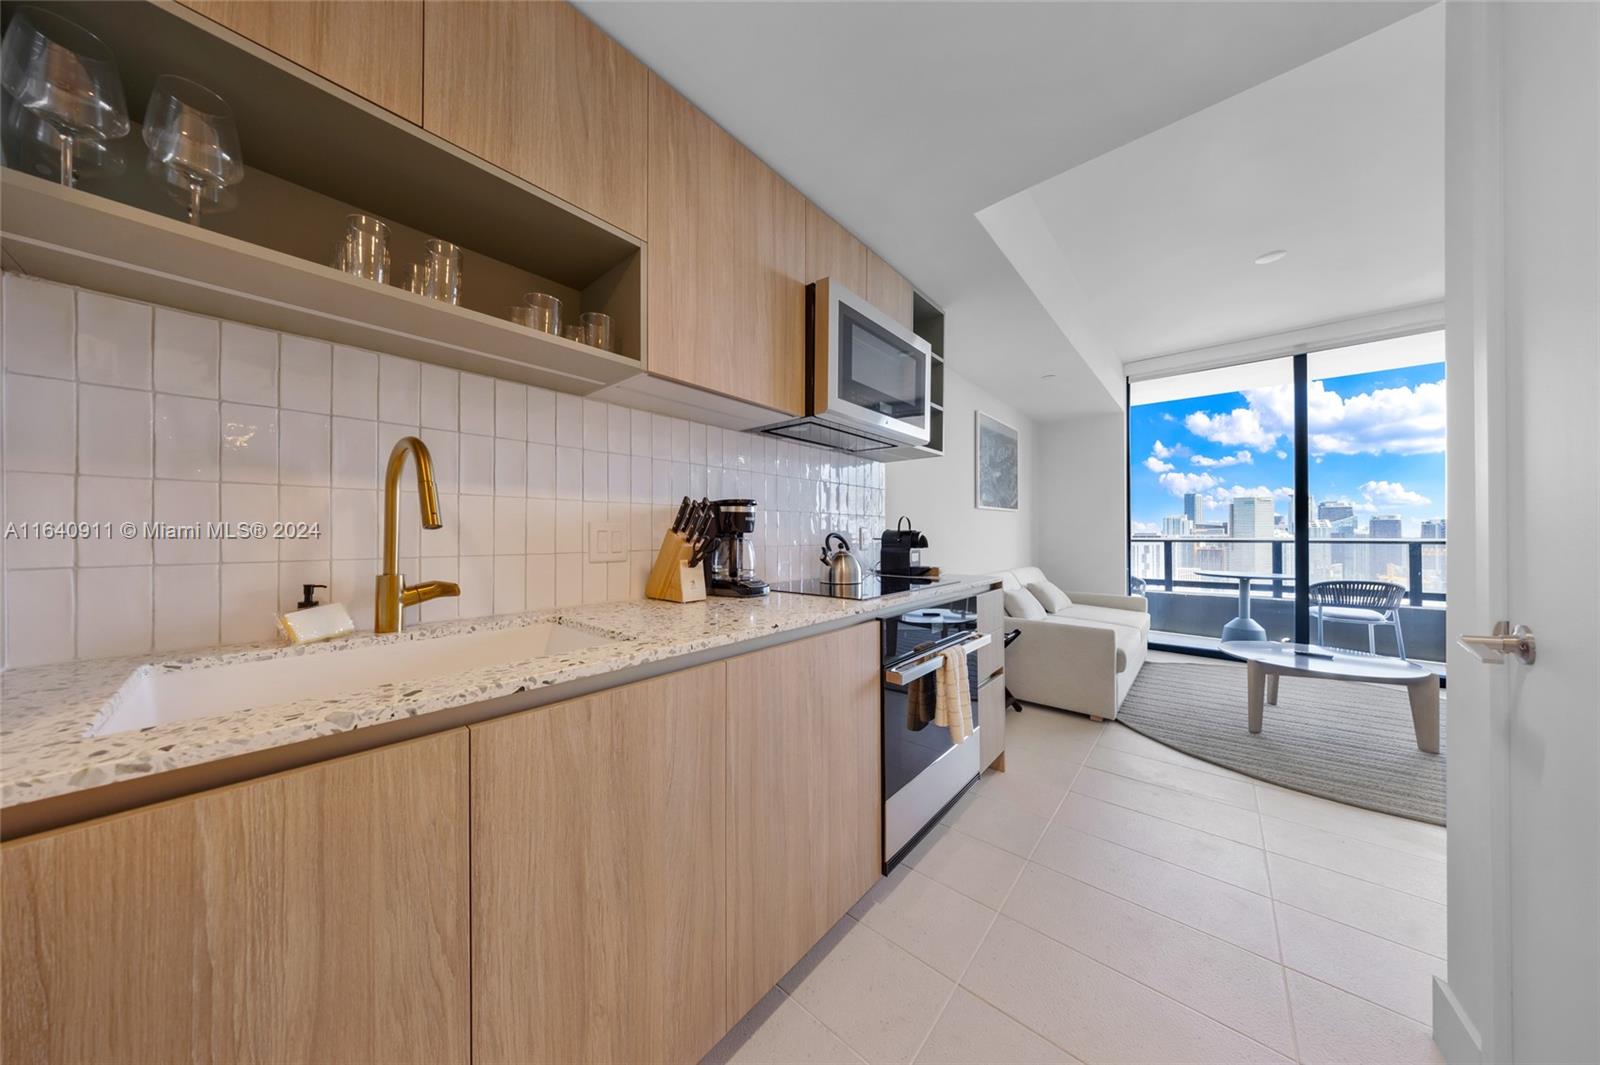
{"left": 961, "top": 916, "right": 1290, "bottom": 1064}
{"left": 914, "top": 989, "right": 1079, "bottom": 1065}
{"left": 905, "top": 824, "right": 1027, "bottom": 910}
{"left": 701, "top": 986, "right": 865, "bottom": 1065}
{"left": 942, "top": 790, "right": 1053, "bottom": 858}
{"left": 1003, "top": 863, "right": 1296, "bottom": 1056}
{"left": 1094, "top": 723, "right": 1253, "bottom": 782}
{"left": 1055, "top": 793, "right": 1271, "bottom": 895}
{"left": 1261, "top": 816, "right": 1446, "bottom": 904}
{"left": 1072, "top": 767, "right": 1264, "bottom": 847}
{"left": 972, "top": 765, "right": 1071, "bottom": 820}
{"left": 1275, "top": 903, "right": 1445, "bottom": 1024}
{"left": 1286, "top": 971, "right": 1444, "bottom": 1065}
{"left": 849, "top": 866, "right": 996, "bottom": 979}
{"left": 1268, "top": 853, "right": 1447, "bottom": 958}
{"left": 1030, "top": 822, "right": 1281, "bottom": 960}
{"left": 1255, "top": 782, "right": 1447, "bottom": 861}
{"left": 1086, "top": 746, "right": 1260, "bottom": 809}
{"left": 779, "top": 916, "right": 953, "bottom": 1064}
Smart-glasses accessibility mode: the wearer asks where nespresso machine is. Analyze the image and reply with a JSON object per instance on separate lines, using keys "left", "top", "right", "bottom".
{"left": 704, "top": 499, "right": 769, "bottom": 597}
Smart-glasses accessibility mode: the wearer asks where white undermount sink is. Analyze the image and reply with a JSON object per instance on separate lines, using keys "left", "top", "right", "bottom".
{"left": 89, "top": 621, "right": 619, "bottom": 738}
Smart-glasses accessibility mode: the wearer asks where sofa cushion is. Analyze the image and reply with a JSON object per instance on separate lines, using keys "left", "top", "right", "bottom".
{"left": 1003, "top": 587, "right": 1047, "bottom": 620}
{"left": 1027, "top": 580, "right": 1073, "bottom": 613}
{"left": 1056, "top": 603, "right": 1152, "bottom": 636}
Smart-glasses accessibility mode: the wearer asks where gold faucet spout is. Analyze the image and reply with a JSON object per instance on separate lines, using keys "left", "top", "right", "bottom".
{"left": 376, "top": 436, "right": 459, "bottom": 633}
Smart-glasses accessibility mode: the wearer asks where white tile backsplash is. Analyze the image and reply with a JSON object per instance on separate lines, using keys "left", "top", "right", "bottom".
{"left": 1, "top": 275, "right": 886, "bottom": 666}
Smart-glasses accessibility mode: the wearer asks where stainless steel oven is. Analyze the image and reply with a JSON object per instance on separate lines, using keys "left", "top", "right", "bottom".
{"left": 881, "top": 597, "right": 993, "bottom": 869}
{"left": 761, "top": 278, "right": 932, "bottom": 454}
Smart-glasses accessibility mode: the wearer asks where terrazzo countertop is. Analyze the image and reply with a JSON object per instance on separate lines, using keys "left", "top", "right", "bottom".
{"left": 1, "top": 577, "right": 998, "bottom": 810}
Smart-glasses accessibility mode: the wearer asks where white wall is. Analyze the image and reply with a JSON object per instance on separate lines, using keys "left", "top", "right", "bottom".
{"left": 884, "top": 369, "right": 1035, "bottom": 575}
{"left": 0, "top": 274, "right": 886, "bottom": 668}
{"left": 1033, "top": 413, "right": 1128, "bottom": 594}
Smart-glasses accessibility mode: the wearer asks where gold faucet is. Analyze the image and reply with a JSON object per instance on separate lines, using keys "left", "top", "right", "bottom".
{"left": 375, "top": 436, "right": 460, "bottom": 633}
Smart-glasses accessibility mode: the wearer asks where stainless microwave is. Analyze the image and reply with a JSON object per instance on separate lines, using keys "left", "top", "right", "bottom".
{"left": 760, "top": 278, "right": 932, "bottom": 453}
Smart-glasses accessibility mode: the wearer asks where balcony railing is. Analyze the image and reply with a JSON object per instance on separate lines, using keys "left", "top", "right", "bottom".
{"left": 1128, "top": 536, "right": 1448, "bottom": 660}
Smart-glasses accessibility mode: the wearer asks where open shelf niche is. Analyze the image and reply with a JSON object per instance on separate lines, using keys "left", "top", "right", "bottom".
{"left": 0, "top": 0, "right": 645, "bottom": 394}
{"left": 912, "top": 291, "right": 946, "bottom": 456}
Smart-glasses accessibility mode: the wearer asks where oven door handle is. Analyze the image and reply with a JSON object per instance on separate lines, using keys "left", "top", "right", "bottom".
{"left": 883, "top": 632, "right": 991, "bottom": 687}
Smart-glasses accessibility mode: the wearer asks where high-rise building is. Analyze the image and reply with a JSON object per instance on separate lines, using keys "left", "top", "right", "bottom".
{"left": 1421, "top": 519, "right": 1447, "bottom": 539}
{"left": 1130, "top": 533, "right": 1164, "bottom": 582}
{"left": 1317, "top": 500, "right": 1358, "bottom": 535}
{"left": 1162, "top": 515, "right": 1194, "bottom": 572}
{"left": 1420, "top": 519, "right": 1447, "bottom": 588}
{"left": 1318, "top": 499, "right": 1360, "bottom": 576}
{"left": 1184, "top": 492, "right": 1204, "bottom": 524}
{"left": 1229, "top": 495, "right": 1275, "bottom": 572}
{"left": 1369, "top": 515, "right": 1405, "bottom": 581}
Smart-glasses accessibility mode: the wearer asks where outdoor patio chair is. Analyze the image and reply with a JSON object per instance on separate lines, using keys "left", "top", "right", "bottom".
{"left": 1309, "top": 579, "right": 1408, "bottom": 658}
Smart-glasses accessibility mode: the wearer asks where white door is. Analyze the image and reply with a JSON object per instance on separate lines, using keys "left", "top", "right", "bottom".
{"left": 1437, "top": 3, "right": 1599, "bottom": 1062}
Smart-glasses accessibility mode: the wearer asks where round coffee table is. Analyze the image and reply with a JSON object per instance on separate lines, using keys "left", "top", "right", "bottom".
{"left": 1219, "top": 641, "right": 1440, "bottom": 753}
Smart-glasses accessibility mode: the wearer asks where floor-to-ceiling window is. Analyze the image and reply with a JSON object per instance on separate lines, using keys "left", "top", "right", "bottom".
{"left": 1128, "top": 330, "right": 1447, "bottom": 660}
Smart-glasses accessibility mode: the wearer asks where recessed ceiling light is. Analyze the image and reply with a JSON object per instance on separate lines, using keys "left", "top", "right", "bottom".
{"left": 1254, "top": 249, "right": 1288, "bottom": 265}
{"left": 1042, "top": 373, "right": 1057, "bottom": 380}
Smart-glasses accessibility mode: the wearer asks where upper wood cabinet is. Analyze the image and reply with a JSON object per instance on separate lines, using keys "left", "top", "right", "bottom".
{"left": 423, "top": 1, "right": 649, "bottom": 237}
{"left": 647, "top": 75, "right": 807, "bottom": 416}
{"left": 804, "top": 202, "right": 869, "bottom": 293}
{"left": 470, "top": 664, "right": 729, "bottom": 1065}
{"left": 178, "top": 1, "right": 423, "bottom": 122}
{"left": 1, "top": 731, "right": 471, "bottom": 1065}
{"left": 866, "top": 249, "right": 916, "bottom": 329}
{"left": 725, "top": 623, "right": 881, "bottom": 1020}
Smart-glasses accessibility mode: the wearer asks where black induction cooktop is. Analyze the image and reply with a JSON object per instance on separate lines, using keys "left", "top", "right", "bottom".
{"left": 768, "top": 574, "right": 960, "bottom": 601}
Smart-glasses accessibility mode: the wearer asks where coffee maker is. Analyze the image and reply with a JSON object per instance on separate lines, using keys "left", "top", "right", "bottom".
{"left": 704, "top": 499, "right": 769, "bottom": 597}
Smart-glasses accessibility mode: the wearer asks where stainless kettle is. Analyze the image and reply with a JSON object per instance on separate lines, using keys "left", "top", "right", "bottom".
{"left": 820, "top": 532, "right": 863, "bottom": 585}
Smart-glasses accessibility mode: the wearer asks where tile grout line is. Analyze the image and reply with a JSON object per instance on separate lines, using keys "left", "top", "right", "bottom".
{"left": 1258, "top": 781, "right": 1305, "bottom": 1064}
{"left": 1272, "top": 896, "right": 1448, "bottom": 962}
{"left": 903, "top": 732, "right": 1098, "bottom": 1065}
{"left": 1259, "top": 807, "right": 1449, "bottom": 864}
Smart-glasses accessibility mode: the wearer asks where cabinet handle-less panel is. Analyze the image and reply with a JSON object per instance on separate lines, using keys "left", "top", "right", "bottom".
{"left": 470, "top": 664, "right": 729, "bottom": 1064}
{"left": 866, "top": 249, "right": 915, "bottom": 329}
{"left": 725, "top": 623, "right": 881, "bottom": 1020}
{"left": 647, "top": 75, "right": 807, "bottom": 416}
{"left": 424, "top": 0, "right": 649, "bottom": 238}
{"left": 179, "top": 0, "right": 423, "bottom": 122}
{"left": 804, "top": 201, "right": 870, "bottom": 294}
{"left": 0, "top": 731, "right": 471, "bottom": 1065}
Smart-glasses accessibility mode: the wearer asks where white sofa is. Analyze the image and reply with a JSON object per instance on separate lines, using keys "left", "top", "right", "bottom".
{"left": 995, "top": 567, "right": 1150, "bottom": 721}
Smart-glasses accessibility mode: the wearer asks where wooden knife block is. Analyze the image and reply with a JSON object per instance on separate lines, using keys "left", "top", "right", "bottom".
{"left": 645, "top": 530, "right": 707, "bottom": 603}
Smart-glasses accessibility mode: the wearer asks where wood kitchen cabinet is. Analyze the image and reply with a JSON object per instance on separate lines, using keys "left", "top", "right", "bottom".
{"left": 647, "top": 75, "right": 808, "bottom": 416}
{"left": 866, "top": 249, "right": 916, "bottom": 329}
{"left": 976, "top": 588, "right": 1007, "bottom": 770}
{"left": 805, "top": 202, "right": 870, "bottom": 294}
{"left": 0, "top": 731, "right": 470, "bottom": 1065}
{"left": 470, "top": 663, "right": 729, "bottom": 1065}
{"left": 725, "top": 623, "right": 881, "bottom": 1019}
{"left": 178, "top": 1, "right": 424, "bottom": 122}
{"left": 423, "top": 1, "right": 649, "bottom": 237}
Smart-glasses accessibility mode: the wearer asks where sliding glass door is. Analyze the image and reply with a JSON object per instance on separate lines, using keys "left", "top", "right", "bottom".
{"left": 1127, "top": 330, "right": 1446, "bottom": 660}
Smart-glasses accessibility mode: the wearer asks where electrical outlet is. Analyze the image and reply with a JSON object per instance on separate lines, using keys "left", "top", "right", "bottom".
{"left": 587, "top": 521, "right": 628, "bottom": 563}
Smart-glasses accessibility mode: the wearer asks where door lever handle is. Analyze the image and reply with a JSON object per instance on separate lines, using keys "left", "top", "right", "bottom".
{"left": 1458, "top": 622, "right": 1536, "bottom": 665}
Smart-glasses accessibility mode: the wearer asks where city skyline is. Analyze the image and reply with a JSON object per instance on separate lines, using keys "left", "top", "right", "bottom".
{"left": 1130, "top": 360, "right": 1447, "bottom": 537}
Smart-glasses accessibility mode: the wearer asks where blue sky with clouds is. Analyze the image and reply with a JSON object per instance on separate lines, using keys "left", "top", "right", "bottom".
{"left": 1130, "top": 362, "right": 1447, "bottom": 535}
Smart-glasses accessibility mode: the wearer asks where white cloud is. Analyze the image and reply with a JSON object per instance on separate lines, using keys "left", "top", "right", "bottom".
{"left": 1274, "top": 450, "right": 1288, "bottom": 460}
{"left": 1143, "top": 456, "right": 1174, "bottom": 473}
{"left": 1361, "top": 480, "right": 1431, "bottom": 507}
{"left": 1182, "top": 379, "right": 1446, "bottom": 457}
{"left": 1150, "top": 439, "right": 1188, "bottom": 460}
{"left": 1190, "top": 450, "right": 1253, "bottom": 469}
{"left": 1157, "top": 471, "right": 1218, "bottom": 497}
{"left": 1131, "top": 520, "right": 1161, "bottom": 535}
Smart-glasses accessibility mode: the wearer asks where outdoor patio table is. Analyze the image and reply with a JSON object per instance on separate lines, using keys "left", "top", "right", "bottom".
{"left": 1195, "top": 570, "right": 1296, "bottom": 642}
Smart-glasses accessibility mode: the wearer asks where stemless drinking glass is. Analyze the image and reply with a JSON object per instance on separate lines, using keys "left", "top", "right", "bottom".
{"left": 419, "top": 239, "right": 461, "bottom": 304}
{"left": 142, "top": 75, "right": 242, "bottom": 225}
{"left": 338, "top": 213, "right": 389, "bottom": 283}
{"left": 1, "top": 6, "right": 129, "bottom": 187}
{"left": 580, "top": 311, "right": 614, "bottom": 351}
{"left": 521, "top": 292, "right": 562, "bottom": 335}
{"left": 562, "top": 324, "right": 584, "bottom": 342}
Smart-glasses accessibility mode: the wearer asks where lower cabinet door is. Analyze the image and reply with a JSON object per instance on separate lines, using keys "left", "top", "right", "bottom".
{"left": 725, "top": 622, "right": 881, "bottom": 1020}
{"left": 470, "top": 662, "right": 729, "bottom": 1065}
{"left": 1, "top": 731, "right": 471, "bottom": 1065}
{"left": 979, "top": 675, "right": 1007, "bottom": 771}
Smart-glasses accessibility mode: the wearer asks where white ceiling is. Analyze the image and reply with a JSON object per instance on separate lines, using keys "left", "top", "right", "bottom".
{"left": 982, "top": 4, "right": 1444, "bottom": 368}
{"left": 579, "top": 0, "right": 1433, "bottom": 421}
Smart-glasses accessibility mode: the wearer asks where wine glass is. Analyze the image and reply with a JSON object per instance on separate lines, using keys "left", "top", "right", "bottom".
{"left": 142, "top": 75, "right": 242, "bottom": 225}
{"left": 0, "top": 6, "right": 129, "bottom": 187}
